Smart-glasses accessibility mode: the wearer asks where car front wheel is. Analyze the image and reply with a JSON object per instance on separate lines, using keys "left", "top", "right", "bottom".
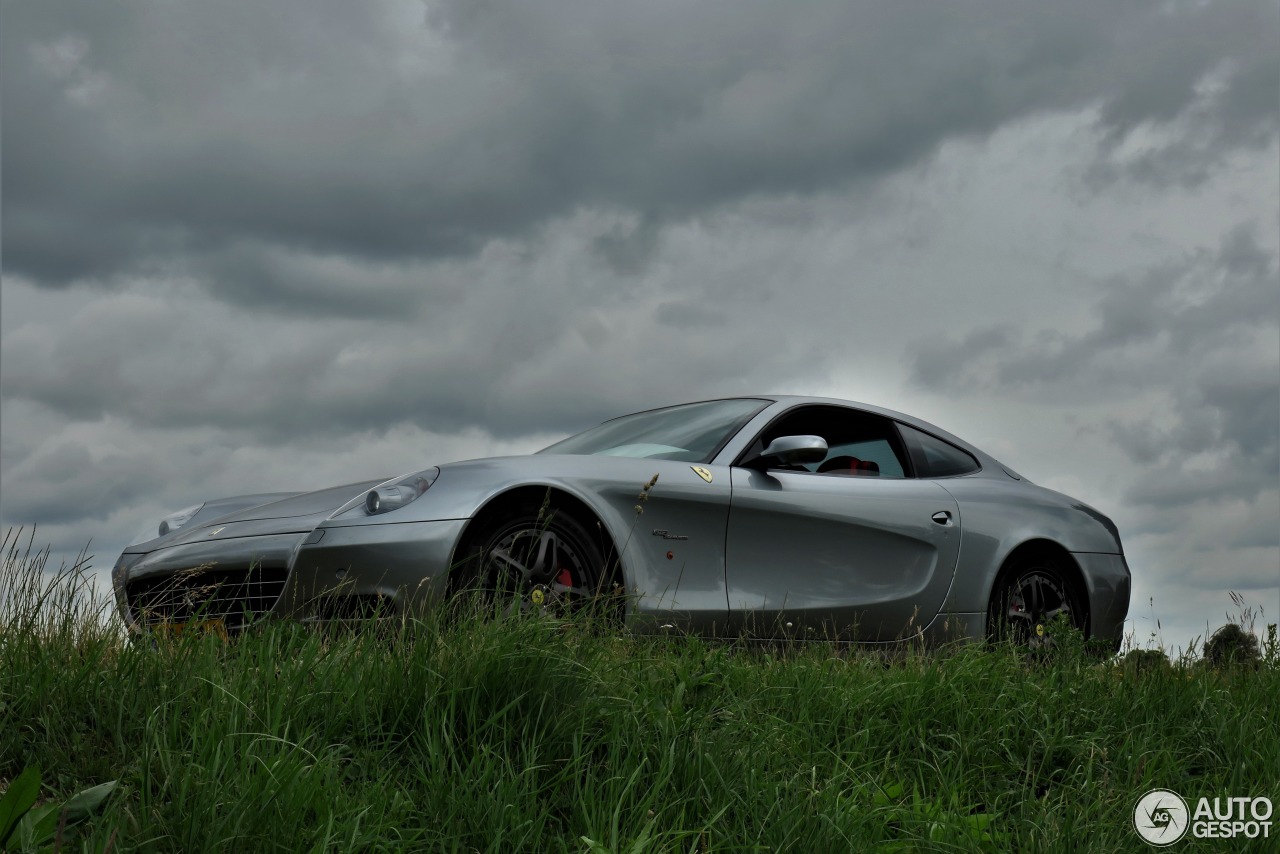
{"left": 458, "top": 501, "right": 614, "bottom": 618}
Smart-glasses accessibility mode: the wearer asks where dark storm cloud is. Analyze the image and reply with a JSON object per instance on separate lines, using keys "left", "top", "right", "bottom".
{"left": 201, "top": 243, "right": 449, "bottom": 319}
{"left": 3, "top": 0, "right": 1275, "bottom": 309}
{"left": 1119, "top": 370, "right": 1278, "bottom": 510}
{"left": 0, "top": 234, "right": 826, "bottom": 445}
{"left": 909, "top": 228, "right": 1279, "bottom": 515}
{"left": 593, "top": 217, "right": 662, "bottom": 277}
{"left": 2, "top": 440, "right": 169, "bottom": 525}
{"left": 1087, "top": 14, "right": 1279, "bottom": 187}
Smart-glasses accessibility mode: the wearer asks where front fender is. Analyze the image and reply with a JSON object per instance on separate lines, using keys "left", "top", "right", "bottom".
{"left": 316, "top": 455, "right": 736, "bottom": 625}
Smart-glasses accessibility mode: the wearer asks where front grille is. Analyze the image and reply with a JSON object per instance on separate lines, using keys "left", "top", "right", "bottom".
{"left": 126, "top": 564, "right": 289, "bottom": 630}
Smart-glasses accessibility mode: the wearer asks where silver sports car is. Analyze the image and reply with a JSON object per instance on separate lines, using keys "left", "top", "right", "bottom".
{"left": 112, "top": 396, "right": 1131, "bottom": 648}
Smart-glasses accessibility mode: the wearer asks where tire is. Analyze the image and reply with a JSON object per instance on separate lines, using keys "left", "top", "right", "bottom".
{"left": 456, "top": 500, "right": 615, "bottom": 618}
{"left": 988, "top": 555, "right": 1087, "bottom": 650}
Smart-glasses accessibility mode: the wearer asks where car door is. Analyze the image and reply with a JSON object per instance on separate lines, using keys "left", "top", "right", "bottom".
{"left": 725, "top": 469, "right": 960, "bottom": 640}
{"left": 722, "top": 404, "right": 962, "bottom": 641}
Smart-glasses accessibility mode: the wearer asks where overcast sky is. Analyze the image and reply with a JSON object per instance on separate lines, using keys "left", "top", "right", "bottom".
{"left": 3, "top": 0, "right": 1276, "bottom": 653}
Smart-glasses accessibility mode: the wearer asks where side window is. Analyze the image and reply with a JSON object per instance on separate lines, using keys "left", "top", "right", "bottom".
{"left": 898, "top": 423, "right": 980, "bottom": 477}
{"left": 738, "top": 405, "right": 910, "bottom": 478}
{"left": 823, "top": 439, "right": 906, "bottom": 478}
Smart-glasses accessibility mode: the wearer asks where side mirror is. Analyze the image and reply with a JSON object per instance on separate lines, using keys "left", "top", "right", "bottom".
{"left": 757, "top": 435, "right": 828, "bottom": 467}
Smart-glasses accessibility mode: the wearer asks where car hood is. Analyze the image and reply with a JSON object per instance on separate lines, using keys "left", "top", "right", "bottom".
{"left": 213, "top": 481, "right": 387, "bottom": 523}
{"left": 131, "top": 479, "right": 386, "bottom": 553}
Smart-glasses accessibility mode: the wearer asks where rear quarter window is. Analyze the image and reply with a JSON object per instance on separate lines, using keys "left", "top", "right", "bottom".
{"left": 898, "top": 423, "right": 980, "bottom": 477}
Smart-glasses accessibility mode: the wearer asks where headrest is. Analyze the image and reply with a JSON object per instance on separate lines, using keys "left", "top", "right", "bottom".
{"left": 815, "top": 455, "right": 881, "bottom": 475}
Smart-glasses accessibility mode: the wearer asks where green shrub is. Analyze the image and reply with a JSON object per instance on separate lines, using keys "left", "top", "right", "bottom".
{"left": 1203, "top": 623, "right": 1262, "bottom": 669}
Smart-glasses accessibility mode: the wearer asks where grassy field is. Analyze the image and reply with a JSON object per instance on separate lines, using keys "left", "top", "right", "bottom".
{"left": 2, "top": 535, "right": 1277, "bottom": 853}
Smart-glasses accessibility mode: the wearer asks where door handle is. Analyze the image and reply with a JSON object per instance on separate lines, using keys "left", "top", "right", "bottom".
{"left": 931, "top": 511, "right": 952, "bottom": 525}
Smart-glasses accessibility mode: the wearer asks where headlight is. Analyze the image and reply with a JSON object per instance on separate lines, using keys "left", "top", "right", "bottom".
{"left": 127, "top": 502, "right": 205, "bottom": 547}
{"left": 331, "top": 468, "right": 439, "bottom": 518}
{"left": 366, "top": 470, "right": 438, "bottom": 514}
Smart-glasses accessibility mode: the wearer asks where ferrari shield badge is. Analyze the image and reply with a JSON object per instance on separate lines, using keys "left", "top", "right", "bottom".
{"left": 690, "top": 466, "right": 713, "bottom": 483}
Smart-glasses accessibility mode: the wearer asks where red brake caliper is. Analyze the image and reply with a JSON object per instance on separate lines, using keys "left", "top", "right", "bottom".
{"left": 556, "top": 569, "right": 573, "bottom": 588}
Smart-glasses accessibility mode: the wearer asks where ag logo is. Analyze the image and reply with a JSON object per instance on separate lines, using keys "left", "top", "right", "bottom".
{"left": 690, "top": 466, "right": 713, "bottom": 483}
{"left": 1134, "top": 789, "right": 1189, "bottom": 846}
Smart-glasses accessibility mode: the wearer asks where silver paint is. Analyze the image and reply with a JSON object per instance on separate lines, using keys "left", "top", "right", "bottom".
{"left": 112, "top": 395, "right": 1130, "bottom": 647}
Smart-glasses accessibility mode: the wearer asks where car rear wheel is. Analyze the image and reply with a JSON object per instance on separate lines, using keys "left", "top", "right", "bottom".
{"left": 988, "top": 555, "right": 1087, "bottom": 650}
{"left": 457, "top": 501, "right": 616, "bottom": 619}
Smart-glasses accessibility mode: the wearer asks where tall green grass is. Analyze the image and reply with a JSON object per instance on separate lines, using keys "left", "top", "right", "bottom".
{"left": 2, "top": 532, "right": 1276, "bottom": 852}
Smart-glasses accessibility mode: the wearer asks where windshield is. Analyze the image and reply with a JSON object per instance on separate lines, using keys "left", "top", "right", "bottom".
{"left": 538, "top": 399, "right": 770, "bottom": 462}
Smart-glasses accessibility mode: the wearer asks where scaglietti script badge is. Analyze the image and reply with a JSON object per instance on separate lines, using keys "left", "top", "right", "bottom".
{"left": 690, "top": 466, "right": 713, "bottom": 483}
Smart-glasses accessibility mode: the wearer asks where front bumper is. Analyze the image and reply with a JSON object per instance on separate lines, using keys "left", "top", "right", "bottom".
{"left": 114, "top": 532, "right": 304, "bottom": 632}
{"left": 275, "top": 519, "right": 469, "bottom": 621}
{"left": 114, "top": 518, "right": 469, "bottom": 631}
